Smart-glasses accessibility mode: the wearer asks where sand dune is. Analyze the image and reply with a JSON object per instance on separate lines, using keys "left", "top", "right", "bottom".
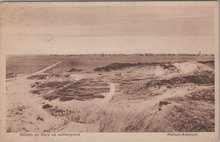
{"left": 6, "top": 57, "right": 215, "bottom": 132}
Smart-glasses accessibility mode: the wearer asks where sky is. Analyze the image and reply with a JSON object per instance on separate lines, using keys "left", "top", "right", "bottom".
{"left": 1, "top": 2, "right": 218, "bottom": 54}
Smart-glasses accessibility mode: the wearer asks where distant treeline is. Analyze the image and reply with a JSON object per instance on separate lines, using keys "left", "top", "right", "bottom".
{"left": 49, "top": 54, "right": 214, "bottom": 56}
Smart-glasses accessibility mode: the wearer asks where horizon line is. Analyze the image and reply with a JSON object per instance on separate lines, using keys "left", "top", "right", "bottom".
{"left": 6, "top": 53, "right": 214, "bottom": 56}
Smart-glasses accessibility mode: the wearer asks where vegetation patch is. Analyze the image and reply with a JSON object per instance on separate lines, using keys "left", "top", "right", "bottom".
{"left": 186, "top": 88, "right": 215, "bottom": 104}
{"left": 166, "top": 105, "right": 214, "bottom": 132}
{"left": 94, "top": 62, "right": 176, "bottom": 72}
{"left": 42, "top": 104, "right": 52, "bottom": 109}
{"left": 6, "top": 73, "right": 17, "bottom": 79}
{"left": 68, "top": 68, "right": 82, "bottom": 72}
{"left": 43, "top": 79, "right": 109, "bottom": 101}
{"left": 29, "top": 81, "right": 71, "bottom": 95}
{"left": 145, "top": 71, "right": 214, "bottom": 88}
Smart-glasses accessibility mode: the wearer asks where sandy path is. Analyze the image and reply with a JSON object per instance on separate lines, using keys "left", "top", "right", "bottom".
{"left": 6, "top": 62, "right": 61, "bottom": 82}
{"left": 103, "top": 83, "right": 116, "bottom": 103}
{"left": 30, "top": 61, "right": 61, "bottom": 76}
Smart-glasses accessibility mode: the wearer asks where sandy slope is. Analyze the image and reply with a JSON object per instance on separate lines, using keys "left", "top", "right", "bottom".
{"left": 6, "top": 62, "right": 65, "bottom": 132}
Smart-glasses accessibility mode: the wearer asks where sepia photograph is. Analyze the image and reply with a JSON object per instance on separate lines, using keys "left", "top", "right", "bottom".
{"left": 0, "top": 1, "right": 219, "bottom": 142}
